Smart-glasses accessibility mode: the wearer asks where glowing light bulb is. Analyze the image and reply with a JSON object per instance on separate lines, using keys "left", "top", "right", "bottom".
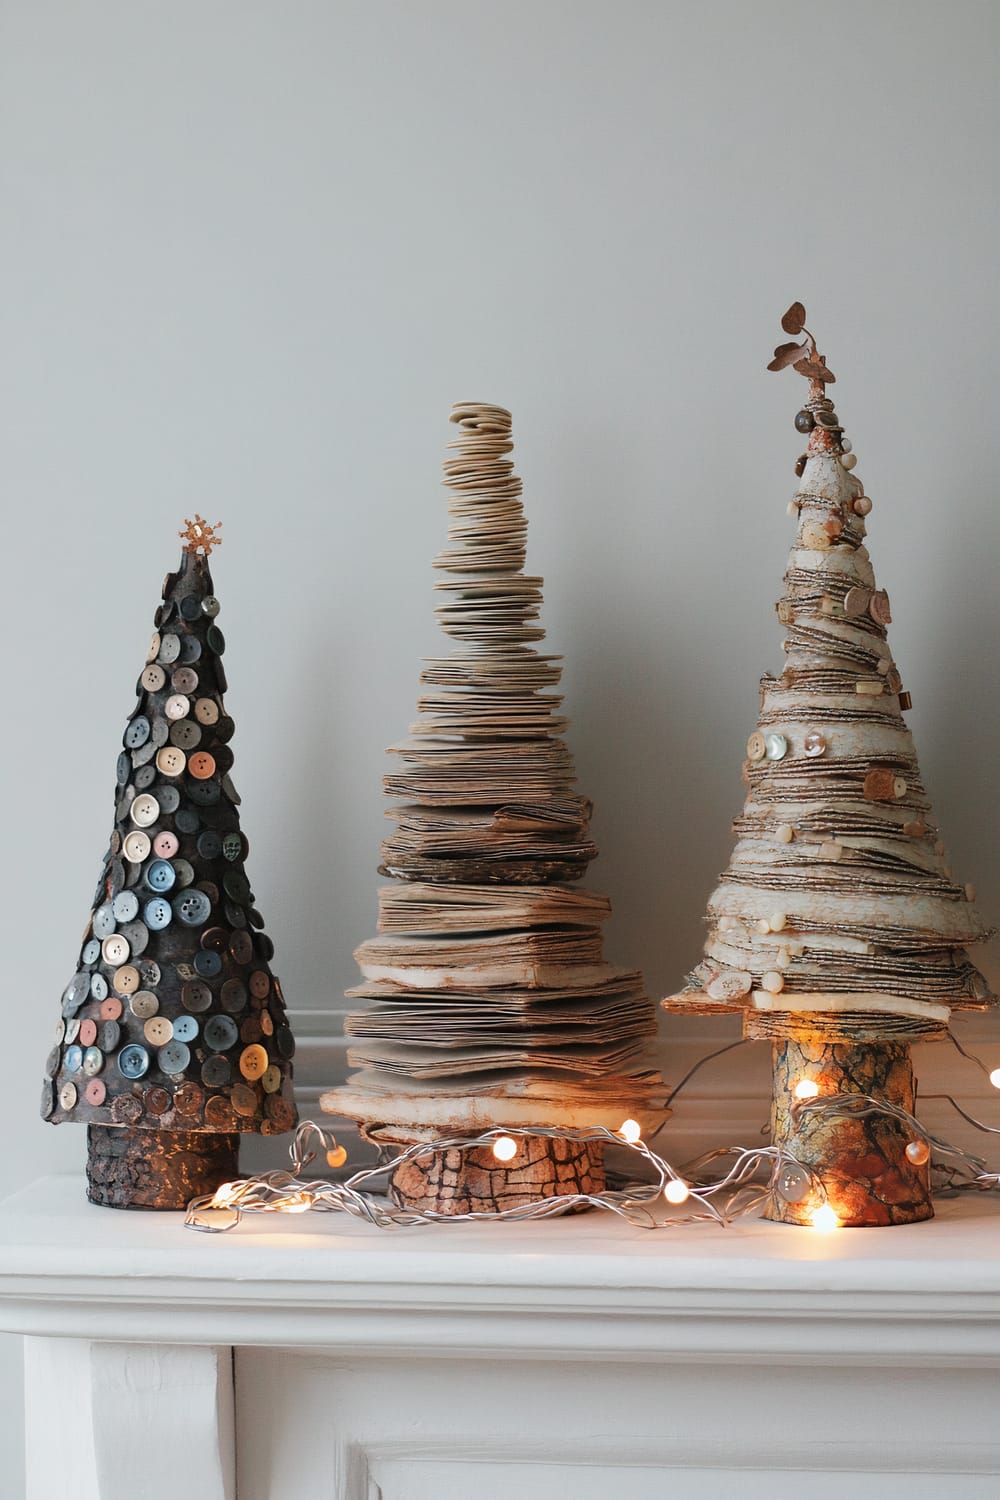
{"left": 326, "top": 1146, "right": 348, "bottom": 1169}
{"left": 492, "top": 1135, "right": 518, "bottom": 1162}
{"left": 664, "top": 1178, "right": 690, "bottom": 1205}
{"left": 619, "top": 1118, "right": 642, "bottom": 1144}
{"left": 809, "top": 1204, "right": 839, "bottom": 1232}
{"left": 905, "top": 1139, "right": 930, "bottom": 1166}
{"left": 793, "top": 1079, "right": 820, "bottom": 1101}
{"left": 990, "top": 1068, "right": 1000, "bottom": 1090}
{"left": 283, "top": 1193, "right": 312, "bottom": 1214}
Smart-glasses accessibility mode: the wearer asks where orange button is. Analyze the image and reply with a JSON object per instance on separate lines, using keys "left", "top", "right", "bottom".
{"left": 79, "top": 1019, "right": 98, "bottom": 1047}
{"left": 239, "top": 1044, "right": 269, "bottom": 1081}
{"left": 188, "top": 751, "right": 216, "bottom": 780}
{"left": 99, "top": 997, "right": 123, "bottom": 1021}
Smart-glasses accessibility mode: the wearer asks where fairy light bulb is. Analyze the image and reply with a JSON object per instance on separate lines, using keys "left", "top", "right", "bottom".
{"left": 809, "top": 1204, "right": 839, "bottom": 1232}
{"left": 793, "top": 1079, "right": 820, "bottom": 1100}
{"left": 492, "top": 1135, "right": 518, "bottom": 1162}
{"left": 283, "top": 1193, "right": 312, "bottom": 1214}
{"left": 989, "top": 1068, "right": 1000, "bottom": 1090}
{"left": 619, "top": 1118, "right": 642, "bottom": 1144}
{"left": 664, "top": 1178, "right": 690, "bottom": 1205}
{"left": 905, "top": 1139, "right": 930, "bottom": 1166}
{"left": 326, "top": 1146, "right": 348, "bottom": 1170}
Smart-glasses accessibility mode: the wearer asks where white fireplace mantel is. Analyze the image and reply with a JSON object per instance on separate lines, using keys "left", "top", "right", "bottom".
{"left": 2, "top": 1176, "right": 1000, "bottom": 1499}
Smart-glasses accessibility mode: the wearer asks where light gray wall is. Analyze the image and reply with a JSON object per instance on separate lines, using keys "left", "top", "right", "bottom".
{"left": 2, "top": 1, "right": 999, "bottom": 1492}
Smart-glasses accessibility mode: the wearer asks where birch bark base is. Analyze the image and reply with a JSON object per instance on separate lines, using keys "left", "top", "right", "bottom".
{"left": 766, "top": 1038, "right": 932, "bottom": 1226}
{"left": 387, "top": 1134, "right": 605, "bottom": 1215}
{"left": 86, "top": 1124, "right": 240, "bottom": 1210}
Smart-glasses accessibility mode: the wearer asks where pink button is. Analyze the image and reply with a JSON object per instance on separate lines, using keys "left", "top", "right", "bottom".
{"left": 153, "top": 830, "right": 180, "bottom": 858}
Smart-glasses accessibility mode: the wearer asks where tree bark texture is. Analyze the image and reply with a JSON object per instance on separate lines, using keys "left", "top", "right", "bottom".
{"left": 87, "top": 1124, "right": 240, "bottom": 1210}
{"left": 766, "top": 1037, "right": 932, "bottom": 1227}
{"left": 387, "top": 1134, "right": 605, "bottom": 1215}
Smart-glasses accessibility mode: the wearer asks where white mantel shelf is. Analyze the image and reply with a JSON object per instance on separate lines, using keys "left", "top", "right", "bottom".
{"left": 5, "top": 1178, "right": 1000, "bottom": 1497}
{"left": 2, "top": 1175, "right": 1000, "bottom": 1365}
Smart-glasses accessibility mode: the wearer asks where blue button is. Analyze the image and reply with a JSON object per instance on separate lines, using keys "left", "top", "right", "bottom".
{"left": 174, "top": 890, "right": 211, "bottom": 926}
{"left": 117, "top": 1044, "right": 150, "bottom": 1080}
{"left": 178, "top": 635, "right": 202, "bottom": 664}
{"left": 175, "top": 806, "right": 200, "bottom": 834}
{"left": 92, "top": 904, "right": 116, "bottom": 939}
{"left": 194, "top": 950, "right": 222, "bottom": 979}
{"left": 116, "top": 751, "right": 131, "bottom": 786}
{"left": 179, "top": 595, "right": 202, "bottom": 621}
{"left": 207, "top": 625, "right": 225, "bottom": 654}
{"left": 172, "top": 1015, "right": 199, "bottom": 1043}
{"left": 146, "top": 859, "right": 176, "bottom": 893}
{"left": 64, "top": 1044, "right": 84, "bottom": 1074}
{"left": 90, "top": 972, "right": 109, "bottom": 1002}
{"left": 203, "top": 1015, "right": 238, "bottom": 1051}
{"left": 124, "top": 716, "right": 150, "bottom": 749}
{"left": 187, "top": 779, "right": 220, "bottom": 807}
{"left": 144, "top": 897, "right": 172, "bottom": 931}
{"left": 159, "top": 1040, "right": 191, "bottom": 1074}
{"left": 81, "top": 938, "right": 102, "bottom": 965}
{"left": 112, "top": 891, "right": 139, "bottom": 923}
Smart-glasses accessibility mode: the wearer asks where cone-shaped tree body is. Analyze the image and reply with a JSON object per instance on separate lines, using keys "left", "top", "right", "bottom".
{"left": 327, "top": 405, "right": 664, "bottom": 1193}
{"left": 42, "top": 521, "right": 297, "bottom": 1205}
{"left": 665, "top": 311, "right": 996, "bottom": 1226}
{"left": 667, "top": 344, "right": 995, "bottom": 1040}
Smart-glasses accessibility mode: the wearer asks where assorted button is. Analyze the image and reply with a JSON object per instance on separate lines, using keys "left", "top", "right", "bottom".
{"left": 129, "top": 793, "right": 160, "bottom": 828}
{"left": 155, "top": 745, "right": 186, "bottom": 778}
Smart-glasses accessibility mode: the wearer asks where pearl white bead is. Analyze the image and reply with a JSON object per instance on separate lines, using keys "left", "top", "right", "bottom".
{"left": 840, "top": 452, "right": 858, "bottom": 470}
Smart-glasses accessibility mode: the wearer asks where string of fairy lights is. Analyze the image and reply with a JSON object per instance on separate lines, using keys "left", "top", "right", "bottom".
{"left": 184, "top": 1030, "right": 1000, "bottom": 1236}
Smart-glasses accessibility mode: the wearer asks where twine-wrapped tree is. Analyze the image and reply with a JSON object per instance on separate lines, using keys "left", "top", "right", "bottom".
{"left": 664, "top": 307, "right": 996, "bottom": 1227}
{"left": 325, "top": 403, "right": 664, "bottom": 1213}
{"left": 42, "top": 519, "right": 297, "bottom": 1209}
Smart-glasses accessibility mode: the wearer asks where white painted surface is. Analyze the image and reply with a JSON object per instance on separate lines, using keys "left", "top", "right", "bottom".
{"left": 4, "top": 1178, "right": 1000, "bottom": 1497}
{"left": 2, "top": 1, "right": 1000, "bottom": 1494}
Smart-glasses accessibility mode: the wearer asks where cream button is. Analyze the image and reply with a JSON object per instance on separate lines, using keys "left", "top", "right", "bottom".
{"left": 156, "top": 745, "right": 186, "bottom": 777}
{"left": 764, "top": 732, "right": 788, "bottom": 761}
{"left": 803, "top": 731, "right": 826, "bottom": 758}
{"left": 746, "top": 731, "right": 766, "bottom": 762}
{"left": 143, "top": 1016, "right": 174, "bottom": 1047}
{"left": 59, "top": 1082, "right": 78, "bottom": 1111}
{"left": 893, "top": 777, "right": 908, "bottom": 799}
{"left": 761, "top": 971, "right": 784, "bottom": 993}
{"left": 194, "top": 698, "right": 220, "bottom": 726}
{"left": 768, "top": 912, "right": 787, "bottom": 932}
{"left": 843, "top": 587, "right": 870, "bottom": 618}
{"left": 146, "top": 631, "right": 161, "bottom": 664}
{"left": 819, "top": 840, "right": 843, "bottom": 860}
{"left": 153, "top": 830, "right": 180, "bottom": 858}
{"left": 165, "top": 694, "right": 190, "bottom": 721}
{"left": 141, "top": 664, "right": 166, "bottom": 692}
{"left": 776, "top": 824, "right": 795, "bottom": 844}
{"left": 129, "top": 793, "right": 160, "bottom": 827}
{"left": 101, "top": 934, "right": 130, "bottom": 966}
{"left": 123, "top": 830, "right": 152, "bottom": 864}
{"left": 261, "top": 1064, "right": 282, "bottom": 1094}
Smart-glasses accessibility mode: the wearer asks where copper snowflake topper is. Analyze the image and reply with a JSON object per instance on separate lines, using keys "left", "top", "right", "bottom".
{"left": 767, "top": 301, "right": 836, "bottom": 386}
{"left": 179, "top": 514, "right": 223, "bottom": 556}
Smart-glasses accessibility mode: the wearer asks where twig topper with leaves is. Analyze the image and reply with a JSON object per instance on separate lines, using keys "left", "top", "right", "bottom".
{"left": 767, "top": 302, "right": 835, "bottom": 386}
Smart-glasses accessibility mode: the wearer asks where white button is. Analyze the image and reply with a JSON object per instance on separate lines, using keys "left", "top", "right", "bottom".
{"left": 101, "top": 934, "right": 130, "bottom": 966}
{"left": 165, "top": 694, "right": 190, "bottom": 721}
{"left": 123, "top": 830, "right": 152, "bottom": 863}
{"left": 155, "top": 746, "right": 186, "bottom": 777}
{"left": 129, "top": 793, "right": 160, "bottom": 828}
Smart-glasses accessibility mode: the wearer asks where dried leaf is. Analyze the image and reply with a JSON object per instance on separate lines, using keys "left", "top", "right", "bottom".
{"left": 793, "top": 356, "right": 836, "bottom": 385}
{"left": 780, "top": 301, "right": 806, "bottom": 335}
{"left": 767, "top": 341, "right": 809, "bottom": 372}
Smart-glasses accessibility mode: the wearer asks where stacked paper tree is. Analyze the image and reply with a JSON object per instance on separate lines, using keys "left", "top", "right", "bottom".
{"left": 42, "top": 518, "right": 298, "bottom": 1209}
{"left": 665, "top": 306, "right": 995, "bottom": 1226}
{"left": 326, "top": 403, "right": 664, "bottom": 1213}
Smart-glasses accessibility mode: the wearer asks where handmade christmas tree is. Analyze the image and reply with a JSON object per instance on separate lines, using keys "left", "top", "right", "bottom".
{"left": 664, "top": 307, "right": 996, "bottom": 1226}
{"left": 324, "top": 403, "right": 664, "bottom": 1212}
{"left": 42, "top": 518, "right": 297, "bottom": 1209}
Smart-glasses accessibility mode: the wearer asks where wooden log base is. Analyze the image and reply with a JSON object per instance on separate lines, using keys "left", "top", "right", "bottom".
{"left": 386, "top": 1134, "right": 606, "bottom": 1216}
{"left": 86, "top": 1125, "right": 240, "bottom": 1211}
{"left": 766, "top": 1038, "right": 932, "bottom": 1227}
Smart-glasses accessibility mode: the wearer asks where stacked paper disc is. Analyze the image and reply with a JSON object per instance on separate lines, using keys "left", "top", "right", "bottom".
{"left": 666, "top": 385, "right": 995, "bottom": 1042}
{"left": 328, "top": 404, "right": 663, "bottom": 1134}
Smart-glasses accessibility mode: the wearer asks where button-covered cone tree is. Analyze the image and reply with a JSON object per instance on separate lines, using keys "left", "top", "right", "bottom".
{"left": 664, "top": 307, "right": 996, "bottom": 1227}
{"left": 324, "top": 404, "right": 665, "bottom": 1213}
{"left": 42, "top": 518, "right": 297, "bottom": 1209}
